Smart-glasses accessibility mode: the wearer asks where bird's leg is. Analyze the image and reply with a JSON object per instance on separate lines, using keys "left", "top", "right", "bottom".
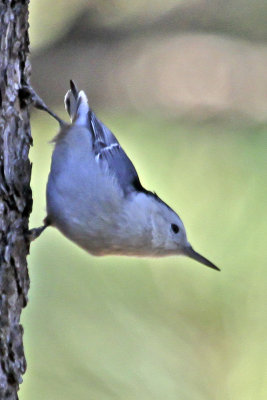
{"left": 27, "top": 225, "right": 48, "bottom": 242}
{"left": 19, "top": 85, "right": 65, "bottom": 126}
{"left": 27, "top": 217, "right": 51, "bottom": 242}
{"left": 18, "top": 87, "right": 61, "bottom": 243}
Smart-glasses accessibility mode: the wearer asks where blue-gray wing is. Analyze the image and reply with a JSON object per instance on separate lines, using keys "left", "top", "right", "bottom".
{"left": 88, "top": 111, "right": 144, "bottom": 196}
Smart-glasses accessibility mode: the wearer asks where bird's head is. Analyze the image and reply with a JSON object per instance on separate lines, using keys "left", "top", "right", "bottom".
{"left": 150, "top": 196, "right": 219, "bottom": 271}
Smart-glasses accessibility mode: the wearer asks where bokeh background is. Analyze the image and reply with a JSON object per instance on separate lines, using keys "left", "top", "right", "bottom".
{"left": 21, "top": 1, "right": 267, "bottom": 399}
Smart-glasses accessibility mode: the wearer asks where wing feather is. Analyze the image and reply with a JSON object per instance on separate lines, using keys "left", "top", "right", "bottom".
{"left": 88, "top": 111, "right": 141, "bottom": 196}
{"left": 65, "top": 81, "right": 146, "bottom": 196}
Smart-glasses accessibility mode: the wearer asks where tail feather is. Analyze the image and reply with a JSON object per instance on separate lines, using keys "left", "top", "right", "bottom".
{"left": 64, "top": 80, "right": 89, "bottom": 125}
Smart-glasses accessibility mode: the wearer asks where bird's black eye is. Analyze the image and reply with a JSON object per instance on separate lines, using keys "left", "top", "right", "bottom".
{"left": 171, "top": 223, "right": 179, "bottom": 234}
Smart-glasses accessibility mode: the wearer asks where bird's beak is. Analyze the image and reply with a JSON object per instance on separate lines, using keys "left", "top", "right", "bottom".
{"left": 184, "top": 245, "right": 220, "bottom": 271}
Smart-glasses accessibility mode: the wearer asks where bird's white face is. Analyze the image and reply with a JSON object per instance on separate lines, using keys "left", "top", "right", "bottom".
{"left": 150, "top": 199, "right": 219, "bottom": 270}
{"left": 151, "top": 201, "right": 189, "bottom": 256}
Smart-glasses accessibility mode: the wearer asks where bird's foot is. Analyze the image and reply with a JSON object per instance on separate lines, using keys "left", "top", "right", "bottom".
{"left": 19, "top": 84, "right": 65, "bottom": 126}
{"left": 27, "top": 225, "right": 48, "bottom": 242}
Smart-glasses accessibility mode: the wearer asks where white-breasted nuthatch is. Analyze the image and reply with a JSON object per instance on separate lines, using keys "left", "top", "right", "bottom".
{"left": 30, "top": 81, "right": 219, "bottom": 271}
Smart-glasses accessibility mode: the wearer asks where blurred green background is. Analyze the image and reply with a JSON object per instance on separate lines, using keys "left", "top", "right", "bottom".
{"left": 21, "top": 1, "right": 267, "bottom": 399}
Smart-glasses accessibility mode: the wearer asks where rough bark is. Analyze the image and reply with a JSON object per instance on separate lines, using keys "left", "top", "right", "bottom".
{"left": 0, "top": 1, "right": 31, "bottom": 399}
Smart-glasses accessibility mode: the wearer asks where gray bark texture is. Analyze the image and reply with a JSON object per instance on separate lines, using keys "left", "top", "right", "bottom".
{"left": 0, "top": 0, "right": 31, "bottom": 399}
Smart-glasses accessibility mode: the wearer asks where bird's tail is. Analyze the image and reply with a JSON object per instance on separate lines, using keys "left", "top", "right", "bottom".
{"left": 64, "top": 80, "right": 89, "bottom": 125}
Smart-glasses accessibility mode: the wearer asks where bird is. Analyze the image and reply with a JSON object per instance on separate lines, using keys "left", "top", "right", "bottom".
{"left": 29, "top": 81, "right": 219, "bottom": 271}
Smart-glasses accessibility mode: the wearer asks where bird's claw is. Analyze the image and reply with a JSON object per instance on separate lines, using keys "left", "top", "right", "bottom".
{"left": 27, "top": 225, "right": 48, "bottom": 242}
{"left": 19, "top": 84, "right": 65, "bottom": 126}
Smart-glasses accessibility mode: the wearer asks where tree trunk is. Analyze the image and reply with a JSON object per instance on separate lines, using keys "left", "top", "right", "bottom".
{"left": 0, "top": 1, "right": 31, "bottom": 399}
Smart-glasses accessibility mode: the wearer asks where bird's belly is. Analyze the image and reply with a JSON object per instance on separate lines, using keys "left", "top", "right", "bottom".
{"left": 47, "top": 186, "right": 154, "bottom": 257}
{"left": 46, "top": 167, "right": 126, "bottom": 255}
{"left": 46, "top": 146, "right": 154, "bottom": 257}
